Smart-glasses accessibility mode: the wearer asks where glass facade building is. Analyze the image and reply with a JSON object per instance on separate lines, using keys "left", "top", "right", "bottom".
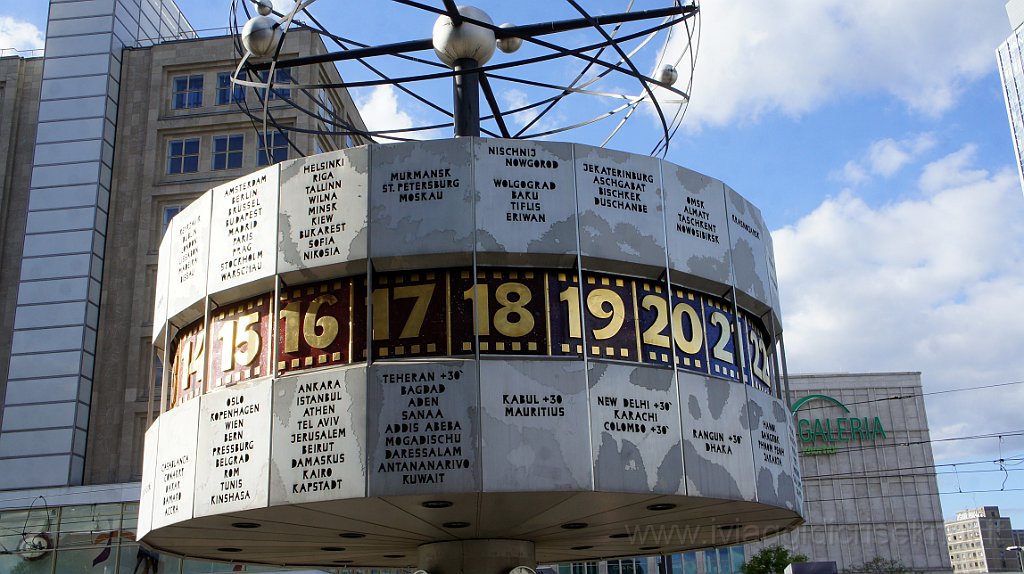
{"left": 997, "top": 0, "right": 1024, "bottom": 193}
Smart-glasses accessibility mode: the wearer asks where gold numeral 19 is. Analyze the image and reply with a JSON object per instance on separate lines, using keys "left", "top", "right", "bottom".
{"left": 280, "top": 295, "right": 340, "bottom": 353}
{"left": 218, "top": 311, "right": 261, "bottom": 372}
{"left": 464, "top": 282, "right": 535, "bottom": 337}
{"left": 559, "top": 286, "right": 626, "bottom": 341}
{"left": 372, "top": 284, "right": 435, "bottom": 340}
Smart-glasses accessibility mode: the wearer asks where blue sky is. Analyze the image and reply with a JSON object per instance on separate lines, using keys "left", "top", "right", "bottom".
{"left": 3, "top": 0, "right": 1024, "bottom": 524}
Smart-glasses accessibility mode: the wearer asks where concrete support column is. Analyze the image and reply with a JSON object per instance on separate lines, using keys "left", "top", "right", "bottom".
{"left": 418, "top": 539, "right": 536, "bottom": 574}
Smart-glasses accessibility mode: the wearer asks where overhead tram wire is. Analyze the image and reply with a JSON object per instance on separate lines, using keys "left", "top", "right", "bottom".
{"left": 791, "top": 379, "right": 1024, "bottom": 413}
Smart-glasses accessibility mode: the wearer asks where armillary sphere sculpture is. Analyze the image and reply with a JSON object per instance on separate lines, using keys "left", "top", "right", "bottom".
{"left": 228, "top": 0, "right": 700, "bottom": 156}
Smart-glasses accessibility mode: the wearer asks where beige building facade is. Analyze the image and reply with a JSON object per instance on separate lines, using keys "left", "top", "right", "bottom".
{"left": 946, "top": 507, "right": 1022, "bottom": 573}
{"left": 0, "top": 1, "right": 366, "bottom": 571}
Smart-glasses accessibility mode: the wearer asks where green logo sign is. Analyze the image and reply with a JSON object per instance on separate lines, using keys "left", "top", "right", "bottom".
{"left": 790, "top": 394, "right": 886, "bottom": 456}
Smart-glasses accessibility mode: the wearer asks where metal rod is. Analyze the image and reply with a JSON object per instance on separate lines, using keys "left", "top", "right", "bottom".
{"left": 250, "top": 4, "right": 696, "bottom": 70}
{"left": 478, "top": 72, "right": 510, "bottom": 138}
{"left": 453, "top": 58, "right": 480, "bottom": 137}
{"left": 441, "top": 0, "right": 463, "bottom": 25}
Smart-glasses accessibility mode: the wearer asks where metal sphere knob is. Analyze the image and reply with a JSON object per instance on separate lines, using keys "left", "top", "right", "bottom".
{"left": 253, "top": 0, "right": 274, "bottom": 17}
{"left": 656, "top": 64, "right": 679, "bottom": 86}
{"left": 496, "top": 22, "right": 522, "bottom": 54}
{"left": 242, "top": 15, "right": 282, "bottom": 58}
{"left": 432, "top": 5, "right": 496, "bottom": 67}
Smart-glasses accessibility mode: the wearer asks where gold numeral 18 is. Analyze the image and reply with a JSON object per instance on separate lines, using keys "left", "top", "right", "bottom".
{"left": 464, "top": 282, "right": 535, "bottom": 337}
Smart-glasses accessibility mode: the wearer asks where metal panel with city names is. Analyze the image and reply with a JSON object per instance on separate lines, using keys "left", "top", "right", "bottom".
{"left": 153, "top": 228, "right": 171, "bottom": 343}
{"left": 278, "top": 147, "right": 369, "bottom": 281}
{"left": 137, "top": 421, "right": 160, "bottom": 540}
{"left": 575, "top": 145, "right": 665, "bottom": 275}
{"left": 473, "top": 138, "right": 577, "bottom": 264}
{"left": 724, "top": 185, "right": 771, "bottom": 310}
{"left": 194, "top": 379, "right": 273, "bottom": 517}
{"left": 207, "top": 165, "right": 280, "bottom": 297}
{"left": 746, "top": 387, "right": 801, "bottom": 511}
{"left": 366, "top": 360, "right": 480, "bottom": 495}
{"left": 270, "top": 367, "right": 367, "bottom": 504}
{"left": 589, "top": 362, "right": 684, "bottom": 494}
{"left": 369, "top": 139, "right": 474, "bottom": 269}
{"left": 678, "top": 372, "right": 756, "bottom": 502}
{"left": 166, "top": 191, "right": 211, "bottom": 323}
{"left": 479, "top": 359, "right": 591, "bottom": 492}
{"left": 151, "top": 397, "right": 200, "bottom": 529}
{"left": 663, "top": 163, "right": 733, "bottom": 287}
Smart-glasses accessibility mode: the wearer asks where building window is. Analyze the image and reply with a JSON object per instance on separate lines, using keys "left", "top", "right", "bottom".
{"left": 257, "top": 131, "right": 288, "bottom": 166}
{"left": 161, "top": 205, "right": 183, "bottom": 237}
{"left": 172, "top": 74, "right": 203, "bottom": 109}
{"left": 212, "top": 134, "right": 244, "bottom": 170}
{"left": 259, "top": 67, "right": 293, "bottom": 100}
{"left": 167, "top": 138, "right": 200, "bottom": 174}
{"left": 216, "top": 72, "right": 245, "bottom": 105}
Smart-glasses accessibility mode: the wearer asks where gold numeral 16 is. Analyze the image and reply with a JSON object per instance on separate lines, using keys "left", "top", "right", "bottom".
{"left": 464, "top": 282, "right": 535, "bottom": 338}
{"left": 280, "top": 295, "right": 340, "bottom": 353}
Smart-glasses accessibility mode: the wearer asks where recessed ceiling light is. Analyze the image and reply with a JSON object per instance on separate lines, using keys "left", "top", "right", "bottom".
{"left": 217, "top": 548, "right": 243, "bottom": 553}
{"left": 646, "top": 503, "right": 676, "bottom": 511}
{"left": 719, "top": 524, "right": 743, "bottom": 531}
{"left": 339, "top": 532, "right": 367, "bottom": 539}
{"left": 321, "top": 547, "right": 346, "bottom": 552}
{"left": 608, "top": 533, "right": 630, "bottom": 539}
{"left": 384, "top": 554, "right": 406, "bottom": 558}
{"left": 422, "top": 500, "right": 453, "bottom": 509}
{"left": 231, "top": 522, "right": 261, "bottom": 529}
{"left": 571, "top": 546, "right": 593, "bottom": 550}
{"left": 640, "top": 546, "right": 661, "bottom": 551}
{"left": 561, "top": 523, "right": 587, "bottom": 530}
{"left": 442, "top": 521, "right": 471, "bottom": 529}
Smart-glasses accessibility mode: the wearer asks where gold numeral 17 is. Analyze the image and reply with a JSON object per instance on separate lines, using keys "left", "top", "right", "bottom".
{"left": 372, "top": 284, "right": 434, "bottom": 340}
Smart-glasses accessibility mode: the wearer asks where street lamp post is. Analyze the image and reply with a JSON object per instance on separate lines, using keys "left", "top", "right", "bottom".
{"left": 1007, "top": 546, "right": 1024, "bottom": 572}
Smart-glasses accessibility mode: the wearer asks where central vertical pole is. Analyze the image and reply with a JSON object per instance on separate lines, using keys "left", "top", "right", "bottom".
{"left": 453, "top": 58, "right": 480, "bottom": 137}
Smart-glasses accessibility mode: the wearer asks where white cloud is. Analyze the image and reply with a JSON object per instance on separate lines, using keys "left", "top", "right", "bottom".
{"left": 834, "top": 133, "right": 938, "bottom": 185}
{"left": 666, "top": 1, "right": 1008, "bottom": 128}
{"left": 0, "top": 16, "right": 44, "bottom": 54}
{"left": 353, "top": 85, "right": 426, "bottom": 141}
{"left": 774, "top": 145, "right": 1024, "bottom": 463}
